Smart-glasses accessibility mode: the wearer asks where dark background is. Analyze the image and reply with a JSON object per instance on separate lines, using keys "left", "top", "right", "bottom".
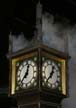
{"left": 0, "top": 0, "right": 76, "bottom": 107}
{"left": 0, "top": 0, "right": 76, "bottom": 92}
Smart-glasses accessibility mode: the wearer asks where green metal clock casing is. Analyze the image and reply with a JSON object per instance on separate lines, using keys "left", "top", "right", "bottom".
{"left": 41, "top": 50, "right": 67, "bottom": 96}
{"left": 11, "top": 51, "right": 38, "bottom": 95}
{"left": 10, "top": 45, "right": 67, "bottom": 96}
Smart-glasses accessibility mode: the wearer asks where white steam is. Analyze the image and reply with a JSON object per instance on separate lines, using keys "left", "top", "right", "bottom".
{"left": 12, "top": 32, "right": 30, "bottom": 52}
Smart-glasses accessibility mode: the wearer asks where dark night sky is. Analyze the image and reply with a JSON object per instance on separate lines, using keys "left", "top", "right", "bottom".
{"left": 0, "top": 0, "right": 76, "bottom": 89}
{"left": 0, "top": 0, "right": 36, "bottom": 88}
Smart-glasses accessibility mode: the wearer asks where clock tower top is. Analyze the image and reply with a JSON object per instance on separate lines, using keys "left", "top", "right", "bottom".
{"left": 32, "top": 1, "right": 43, "bottom": 46}
{"left": 8, "top": 1, "right": 68, "bottom": 108}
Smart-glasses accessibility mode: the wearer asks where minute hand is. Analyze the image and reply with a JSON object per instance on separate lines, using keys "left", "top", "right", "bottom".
{"left": 21, "top": 64, "right": 29, "bottom": 83}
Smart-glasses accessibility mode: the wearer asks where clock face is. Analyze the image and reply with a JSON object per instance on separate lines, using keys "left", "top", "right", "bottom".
{"left": 42, "top": 59, "right": 61, "bottom": 89}
{"left": 16, "top": 59, "right": 37, "bottom": 89}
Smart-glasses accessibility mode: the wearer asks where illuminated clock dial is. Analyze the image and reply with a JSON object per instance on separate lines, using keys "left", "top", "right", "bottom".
{"left": 17, "top": 60, "right": 37, "bottom": 89}
{"left": 42, "top": 60, "right": 61, "bottom": 89}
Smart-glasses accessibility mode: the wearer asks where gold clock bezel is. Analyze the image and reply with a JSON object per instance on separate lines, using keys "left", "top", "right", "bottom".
{"left": 41, "top": 51, "right": 67, "bottom": 96}
{"left": 11, "top": 51, "right": 38, "bottom": 95}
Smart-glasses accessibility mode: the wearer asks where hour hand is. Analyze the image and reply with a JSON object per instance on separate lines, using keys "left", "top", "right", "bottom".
{"left": 47, "top": 66, "right": 55, "bottom": 82}
{"left": 46, "top": 71, "right": 54, "bottom": 82}
{"left": 49, "top": 70, "right": 54, "bottom": 78}
{"left": 24, "top": 70, "right": 28, "bottom": 78}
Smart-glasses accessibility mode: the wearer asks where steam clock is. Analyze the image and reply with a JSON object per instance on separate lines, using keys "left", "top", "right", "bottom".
{"left": 8, "top": 1, "right": 68, "bottom": 108}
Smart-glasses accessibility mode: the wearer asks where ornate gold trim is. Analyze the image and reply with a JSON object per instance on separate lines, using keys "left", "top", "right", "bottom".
{"left": 11, "top": 51, "right": 38, "bottom": 95}
{"left": 42, "top": 51, "right": 67, "bottom": 95}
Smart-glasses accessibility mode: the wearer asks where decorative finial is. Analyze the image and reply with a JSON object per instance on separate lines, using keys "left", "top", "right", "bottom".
{"left": 36, "top": 0, "right": 42, "bottom": 42}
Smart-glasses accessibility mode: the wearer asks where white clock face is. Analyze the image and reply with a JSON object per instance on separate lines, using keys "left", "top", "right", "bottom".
{"left": 42, "top": 60, "right": 61, "bottom": 89}
{"left": 16, "top": 60, "right": 37, "bottom": 89}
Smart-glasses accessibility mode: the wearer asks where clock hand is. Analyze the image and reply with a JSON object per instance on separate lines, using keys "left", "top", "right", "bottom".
{"left": 49, "top": 70, "right": 54, "bottom": 78}
{"left": 21, "top": 64, "right": 29, "bottom": 83}
{"left": 47, "top": 66, "right": 55, "bottom": 82}
{"left": 24, "top": 65, "right": 29, "bottom": 78}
